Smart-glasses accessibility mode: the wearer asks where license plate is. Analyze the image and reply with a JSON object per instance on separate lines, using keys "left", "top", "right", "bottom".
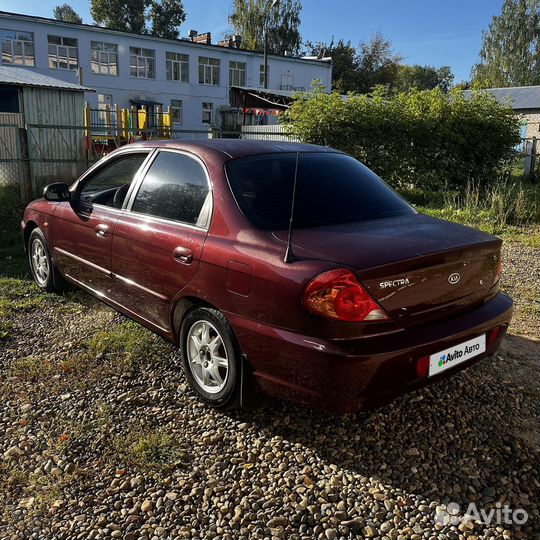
{"left": 429, "top": 334, "right": 486, "bottom": 377}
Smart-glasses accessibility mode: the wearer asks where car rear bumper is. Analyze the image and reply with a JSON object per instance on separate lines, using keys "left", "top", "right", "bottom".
{"left": 226, "top": 293, "right": 513, "bottom": 413}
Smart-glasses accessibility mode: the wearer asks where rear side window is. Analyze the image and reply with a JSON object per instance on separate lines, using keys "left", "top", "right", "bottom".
{"left": 225, "top": 153, "right": 414, "bottom": 230}
{"left": 131, "top": 151, "right": 210, "bottom": 225}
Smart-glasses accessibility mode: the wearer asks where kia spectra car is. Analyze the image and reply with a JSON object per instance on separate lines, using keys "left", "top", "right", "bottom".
{"left": 22, "top": 140, "right": 512, "bottom": 412}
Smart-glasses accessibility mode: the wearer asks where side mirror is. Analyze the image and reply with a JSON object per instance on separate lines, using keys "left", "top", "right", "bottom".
{"left": 43, "top": 182, "right": 70, "bottom": 202}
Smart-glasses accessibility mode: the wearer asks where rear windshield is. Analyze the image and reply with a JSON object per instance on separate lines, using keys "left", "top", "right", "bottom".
{"left": 225, "top": 152, "right": 414, "bottom": 230}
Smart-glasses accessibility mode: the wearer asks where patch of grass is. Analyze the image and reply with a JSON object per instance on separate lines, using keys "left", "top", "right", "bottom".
{"left": 0, "top": 277, "right": 70, "bottom": 341}
{"left": 84, "top": 320, "right": 156, "bottom": 372}
{"left": 112, "top": 429, "right": 188, "bottom": 472}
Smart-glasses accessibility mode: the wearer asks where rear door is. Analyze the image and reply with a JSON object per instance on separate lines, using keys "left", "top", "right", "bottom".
{"left": 52, "top": 151, "right": 150, "bottom": 297}
{"left": 110, "top": 149, "right": 212, "bottom": 332}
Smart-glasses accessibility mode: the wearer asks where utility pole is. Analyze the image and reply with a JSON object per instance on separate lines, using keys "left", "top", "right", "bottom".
{"left": 263, "top": 0, "right": 279, "bottom": 89}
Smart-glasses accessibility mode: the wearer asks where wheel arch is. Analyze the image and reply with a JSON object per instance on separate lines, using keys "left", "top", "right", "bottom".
{"left": 171, "top": 295, "right": 218, "bottom": 343}
{"left": 23, "top": 220, "right": 39, "bottom": 251}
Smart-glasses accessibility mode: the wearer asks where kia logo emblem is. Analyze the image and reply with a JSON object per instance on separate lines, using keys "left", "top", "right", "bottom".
{"left": 448, "top": 273, "right": 460, "bottom": 284}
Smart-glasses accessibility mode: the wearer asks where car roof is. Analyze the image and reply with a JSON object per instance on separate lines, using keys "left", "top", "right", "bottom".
{"left": 127, "top": 139, "right": 340, "bottom": 160}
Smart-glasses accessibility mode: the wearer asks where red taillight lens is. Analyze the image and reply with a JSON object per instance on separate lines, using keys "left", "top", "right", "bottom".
{"left": 303, "top": 269, "right": 389, "bottom": 322}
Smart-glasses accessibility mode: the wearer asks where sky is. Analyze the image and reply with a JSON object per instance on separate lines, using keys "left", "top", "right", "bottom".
{"left": 0, "top": 0, "right": 504, "bottom": 83}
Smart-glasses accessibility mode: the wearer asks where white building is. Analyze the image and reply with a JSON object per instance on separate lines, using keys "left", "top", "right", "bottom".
{"left": 0, "top": 11, "right": 332, "bottom": 131}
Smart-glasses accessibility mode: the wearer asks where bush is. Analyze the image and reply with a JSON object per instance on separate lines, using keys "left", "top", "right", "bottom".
{"left": 282, "top": 85, "right": 521, "bottom": 190}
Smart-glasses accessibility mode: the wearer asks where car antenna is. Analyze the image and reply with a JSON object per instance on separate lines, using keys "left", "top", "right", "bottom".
{"left": 284, "top": 152, "right": 299, "bottom": 264}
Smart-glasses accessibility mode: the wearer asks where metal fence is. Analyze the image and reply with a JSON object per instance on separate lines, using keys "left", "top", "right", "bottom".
{"left": 0, "top": 123, "right": 213, "bottom": 204}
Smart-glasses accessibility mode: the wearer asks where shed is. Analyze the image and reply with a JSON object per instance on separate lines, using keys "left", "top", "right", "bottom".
{"left": 463, "top": 86, "right": 540, "bottom": 139}
{"left": 0, "top": 65, "right": 93, "bottom": 125}
{"left": 0, "top": 66, "right": 94, "bottom": 198}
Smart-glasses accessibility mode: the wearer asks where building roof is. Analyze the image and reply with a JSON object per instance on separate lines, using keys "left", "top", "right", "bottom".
{"left": 0, "top": 10, "right": 332, "bottom": 67}
{"left": 0, "top": 65, "right": 94, "bottom": 92}
{"left": 463, "top": 86, "right": 540, "bottom": 110}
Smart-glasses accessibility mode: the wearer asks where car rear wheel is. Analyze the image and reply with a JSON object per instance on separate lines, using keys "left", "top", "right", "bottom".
{"left": 180, "top": 307, "right": 240, "bottom": 409}
{"left": 28, "top": 228, "right": 67, "bottom": 292}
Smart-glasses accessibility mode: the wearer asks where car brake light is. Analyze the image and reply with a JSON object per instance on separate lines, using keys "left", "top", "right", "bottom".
{"left": 303, "top": 269, "right": 389, "bottom": 322}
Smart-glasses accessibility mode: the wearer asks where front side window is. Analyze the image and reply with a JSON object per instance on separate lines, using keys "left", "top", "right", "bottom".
{"left": 48, "top": 35, "right": 78, "bottom": 70}
{"left": 91, "top": 41, "right": 118, "bottom": 75}
{"left": 170, "top": 99, "right": 182, "bottom": 124}
{"left": 131, "top": 151, "right": 210, "bottom": 225}
{"left": 79, "top": 153, "right": 148, "bottom": 205}
{"left": 198, "top": 56, "right": 220, "bottom": 85}
{"left": 0, "top": 29, "right": 34, "bottom": 66}
{"left": 166, "top": 51, "right": 189, "bottom": 82}
{"left": 201, "top": 102, "right": 212, "bottom": 124}
{"left": 130, "top": 47, "right": 155, "bottom": 79}
{"left": 229, "top": 60, "right": 246, "bottom": 87}
{"left": 226, "top": 153, "right": 414, "bottom": 230}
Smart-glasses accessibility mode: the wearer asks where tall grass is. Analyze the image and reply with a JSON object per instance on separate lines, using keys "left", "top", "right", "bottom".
{"left": 442, "top": 179, "right": 539, "bottom": 228}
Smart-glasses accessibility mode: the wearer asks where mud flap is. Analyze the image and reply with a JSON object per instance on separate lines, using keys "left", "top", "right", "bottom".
{"left": 239, "top": 354, "right": 268, "bottom": 410}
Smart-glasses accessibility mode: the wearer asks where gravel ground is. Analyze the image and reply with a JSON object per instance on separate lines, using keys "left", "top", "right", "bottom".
{"left": 0, "top": 242, "right": 538, "bottom": 540}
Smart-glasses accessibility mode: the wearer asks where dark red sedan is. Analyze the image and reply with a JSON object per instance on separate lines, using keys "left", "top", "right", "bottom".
{"left": 22, "top": 140, "right": 512, "bottom": 412}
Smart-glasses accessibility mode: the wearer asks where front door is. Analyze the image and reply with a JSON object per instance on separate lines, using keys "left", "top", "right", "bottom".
{"left": 110, "top": 149, "right": 212, "bottom": 331}
{"left": 52, "top": 151, "right": 150, "bottom": 297}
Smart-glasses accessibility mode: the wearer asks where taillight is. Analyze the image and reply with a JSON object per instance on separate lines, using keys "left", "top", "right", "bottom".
{"left": 303, "top": 268, "right": 389, "bottom": 322}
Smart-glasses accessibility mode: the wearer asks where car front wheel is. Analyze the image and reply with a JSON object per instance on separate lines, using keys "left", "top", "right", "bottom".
{"left": 28, "top": 228, "right": 66, "bottom": 292}
{"left": 180, "top": 307, "right": 240, "bottom": 409}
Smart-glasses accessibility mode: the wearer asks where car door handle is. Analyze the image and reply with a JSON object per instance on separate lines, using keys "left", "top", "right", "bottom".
{"left": 173, "top": 246, "right": 193, "bottom": 264}
{"left": 95, "top": 224, "right": 109, "bottom": 238}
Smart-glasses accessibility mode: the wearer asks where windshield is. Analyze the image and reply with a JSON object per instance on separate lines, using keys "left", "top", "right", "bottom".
{"left": 225, "top": 152, "right": 414, "bottom": 230}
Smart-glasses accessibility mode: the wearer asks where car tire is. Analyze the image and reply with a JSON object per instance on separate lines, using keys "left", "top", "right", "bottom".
{"left": 28, "top": 228, "right": 67, "bottom": 292}
{"left": 180, "top": 307, "right": 241, "bottom": 409}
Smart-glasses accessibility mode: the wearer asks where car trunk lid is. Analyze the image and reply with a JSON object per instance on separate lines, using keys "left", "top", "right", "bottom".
{"left": 272, "top": 214, "right": 501, "bottom": 325}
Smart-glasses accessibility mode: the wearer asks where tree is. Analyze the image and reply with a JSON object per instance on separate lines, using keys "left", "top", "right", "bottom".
{"left": 229, "top": 0, "right": 302, "bottom": 56}
{"left": 472, "top": 0, "right": 540, "bottom": 88}
{"left": 148, "top": 0, "right": 186, "bottom": 39}
{"left": 396, "top": 65, "right": 454, "bottom": 93}
{"left": 305, "top": 39, "right": 360, "bottom": 92}
{"left": 356, "top": 33, "right": 402, "bottom": 93}
{"left": 53, "top": 4, "right": 83, "bottom": 24}
{"left": 91, "top": 0, "right": 185, "bottom": 37}
{"left": 91, "top": 0, "right": 148, "bottom": 33}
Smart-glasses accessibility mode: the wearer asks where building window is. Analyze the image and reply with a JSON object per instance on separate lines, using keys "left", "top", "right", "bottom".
{"left": 202, "top": 102, "right": 213, "bottom": 124}
{"left": 0, "top": 29, "right": 34, "bottom": 66}
{"left": 48, "top": 35, "right": 78, "bottom": 70}
{"left": 91, "top": 42, "right": 118, "bottom": 76}
{"left": 280, "top": 74, "right": 294, "bottom": 91}
{"left": 170, "top": 99, "right": 182, "bottom": 124}
{"left": 166, "top": 52, "right": 189, "bottom": 82}
{"left": 259, "top": 64, "right": 269, "bottom": 87}
{"left": 229, "top": 61, "right": 246, "bottom": 87}
{"left": 198, "top": 57, "right": 220, "bottom": 85}
{"left": 130, "top": 47, "right": 155, "bottom": 79}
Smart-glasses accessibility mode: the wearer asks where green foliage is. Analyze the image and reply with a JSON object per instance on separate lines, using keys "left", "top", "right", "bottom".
{"left": 472, "top": 0, "right": 540, "bottom": 88}
{"left": 306, "top": 35, "right": 454, "bottom": 94}
{"left": 283, "top": 85, "right": 521, "bottom": 190}
{"left": 112, "top": 429, "right": 188, "bottom": 471}
{"left": 85, "top": 320, "right": 155, "bottom": 370}
{"left": 53, "top": 4, "right": 83, "bottom": 24}
{"left": 395, "top": 65, "right": 454, "bottom": 93}
{"left": 91, "top": 0, "right": 185, "bottom": 38}
{"left": 229, "top": 0, "right": 302, "bottom": 56}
